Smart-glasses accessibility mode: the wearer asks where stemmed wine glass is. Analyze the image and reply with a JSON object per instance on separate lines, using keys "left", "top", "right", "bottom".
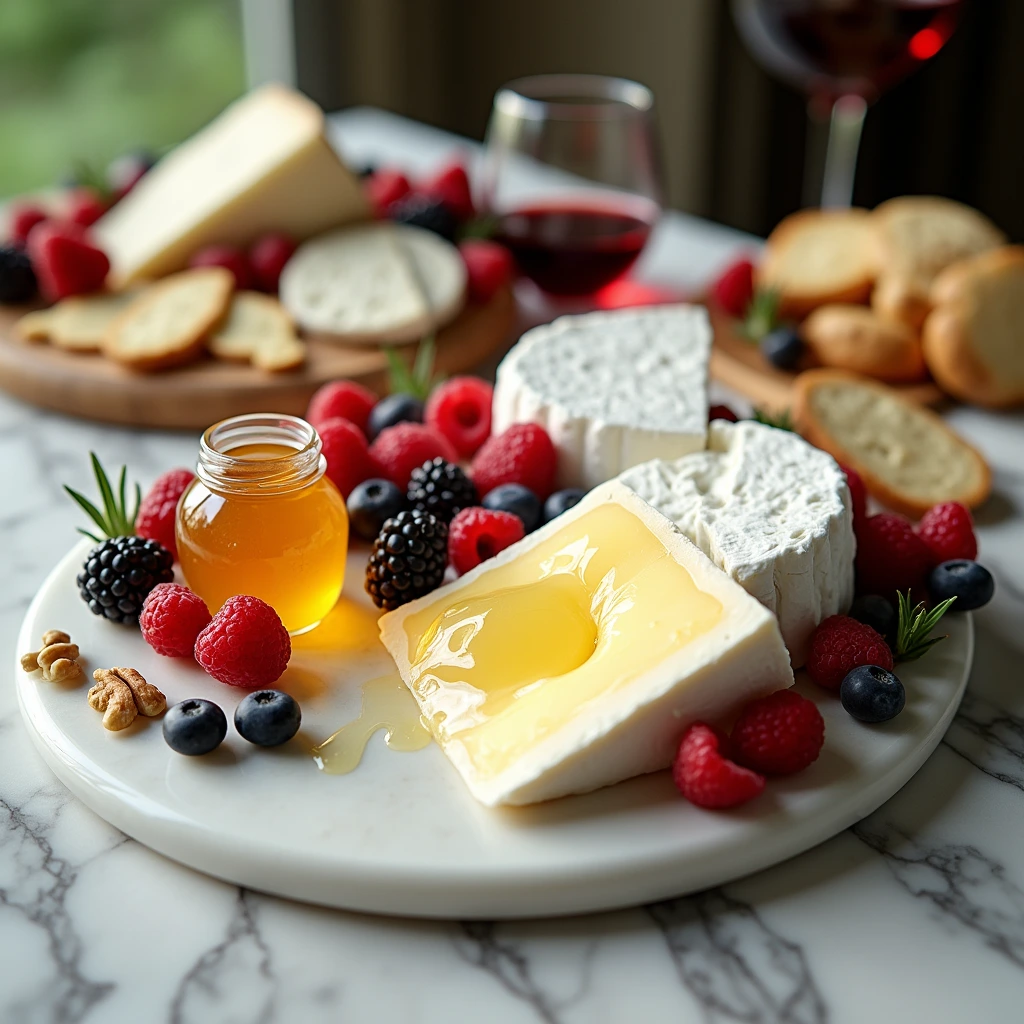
{"left": 481, "top": 75, "right": 665, "bottom": 299}
{"left": 731, "top": 0, "right": 963, "bottom": 207}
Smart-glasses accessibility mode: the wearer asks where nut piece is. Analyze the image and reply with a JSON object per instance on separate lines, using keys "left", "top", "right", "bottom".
{"left": 88, "top": 667, "right": 166, "bottom": 731}
{"left": 89, "top": 669, "right": 137, "bottom": 731}
{"left": 21, "top": 631, "right": 83, "bottom": 682}
{"left": 113, "top": 666, "right": 166, "bottom": 717}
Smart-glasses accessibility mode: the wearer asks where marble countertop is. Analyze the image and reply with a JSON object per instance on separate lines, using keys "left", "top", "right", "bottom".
{"left": 2, "top": 108, "right": 1024, "bottom": 1023}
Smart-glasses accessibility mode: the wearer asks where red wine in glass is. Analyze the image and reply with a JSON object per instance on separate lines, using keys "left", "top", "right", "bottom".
{"left": 495, "top": 201, "right": 654, "bottom": 296}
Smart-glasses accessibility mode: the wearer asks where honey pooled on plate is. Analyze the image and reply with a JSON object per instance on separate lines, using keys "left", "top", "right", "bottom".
{"left": 177, "top": 414, "right": 349, "bottom": 634}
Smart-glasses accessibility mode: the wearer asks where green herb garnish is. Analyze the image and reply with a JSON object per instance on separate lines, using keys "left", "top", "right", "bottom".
{"left": 894, "top": 591, "right": 956, "bottom": 662}
{"left": 741, "top": 288, "right": 780, "bottom": 341}
{"left": 63, "top": 452, "right": 140, "bottom": 542}
{"left": 384, "top": 335, "right": 443, "bottom": 400}
{"left": 751, "top": 407, "right": 795, "bottom": 432}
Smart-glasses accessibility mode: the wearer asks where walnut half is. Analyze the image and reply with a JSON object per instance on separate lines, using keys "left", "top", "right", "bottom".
{"left": 88, "top": 668, "right": 166, "bottom": 732}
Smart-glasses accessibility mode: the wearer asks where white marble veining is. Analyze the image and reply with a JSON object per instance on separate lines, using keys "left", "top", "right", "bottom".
{"left": 2, "top": 109, "right": 1024, "bottom": 1022}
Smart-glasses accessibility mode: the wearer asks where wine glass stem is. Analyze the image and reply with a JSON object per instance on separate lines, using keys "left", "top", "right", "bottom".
{"left": 820, "top": 94, "right": 867, "bottom": 209}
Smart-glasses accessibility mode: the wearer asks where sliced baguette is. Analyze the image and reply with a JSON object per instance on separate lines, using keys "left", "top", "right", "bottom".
{"left": 208, "top": 292, "right": 306, "bottom": 371}
{"left": 758, "top": 209, "right": 876, "bottom": 319}
{"left": 103, "top": 267, "right": 233, "bottom": 371}
{"left": 15, "top": 289, "right": 144, "bottom": 352}
{"left": 801, "top": 304, "right": 927, "bottom": 382}
{"left": 922, "top": 246, "right": 1024, "bottom": 409}
{"left": 792, "top": 368, "right": 990, "bottom": 517}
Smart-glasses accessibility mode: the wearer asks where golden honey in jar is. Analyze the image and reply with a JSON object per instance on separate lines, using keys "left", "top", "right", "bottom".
{"left": 176, "top": 414, "right": 349, "bottom": 634}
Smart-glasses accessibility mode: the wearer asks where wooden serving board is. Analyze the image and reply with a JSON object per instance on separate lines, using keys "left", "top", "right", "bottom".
{"left": 0, "top": 288, "right": 516, "bottom": 430}
{"left": 706, "top": 302, "right": 946, "bottom": 414}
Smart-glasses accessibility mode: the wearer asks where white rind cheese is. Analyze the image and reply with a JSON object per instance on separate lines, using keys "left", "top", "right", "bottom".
{"left": 95, "top": 85, "right": 368, "bottom": 286}
{"left": 492, "top": 305, "right": 711, "bottom": 490}
{"left": 379, "top": 481, "right": 794, "bottom": 807}
{"left": 619, "top": 420, "right": 855, "bottom": 667}
{"left": 279, "top": 222, "right": 466, "bottom": 345}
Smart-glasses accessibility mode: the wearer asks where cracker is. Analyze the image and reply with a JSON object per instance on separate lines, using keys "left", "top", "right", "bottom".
{"left": 208, "top": 292, "right": 306, "bottom": 372}
{"left": 15, "top": 290, "right": 145, "bottom": 352}
{"left": 103, "top": 267, "right": 234, "bottom": 371}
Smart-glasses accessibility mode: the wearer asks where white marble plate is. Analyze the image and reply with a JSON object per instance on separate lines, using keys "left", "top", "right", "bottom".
{"left": 16, "top": 541, "right": 972, "bottom": 919}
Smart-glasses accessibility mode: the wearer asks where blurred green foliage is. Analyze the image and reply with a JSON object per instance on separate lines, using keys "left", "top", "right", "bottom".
{"left": 0, "top": 0, "right": 244, "bottom": 194}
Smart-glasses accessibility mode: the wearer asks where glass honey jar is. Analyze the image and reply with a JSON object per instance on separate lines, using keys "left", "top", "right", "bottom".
{"left": 176, "top": 414, "right": 349, "bottom": 634}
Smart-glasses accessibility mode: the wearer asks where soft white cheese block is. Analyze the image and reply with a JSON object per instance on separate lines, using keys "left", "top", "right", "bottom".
{"left": 619, "top": 420, "right": 855, "bottom": 667}
{"left": 379, "top": 481, "right": 794, "bottom": 807}
{"left": 492, "top": 305, "right": 711, "bottom": 490}
{"left": 95, "top": 85, "right": 368, "bottom": 286}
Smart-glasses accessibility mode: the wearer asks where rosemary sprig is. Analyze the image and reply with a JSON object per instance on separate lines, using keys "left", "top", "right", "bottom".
{"left": 384, "top": 335, "right": 443, "bottom": 400}
{"left": 63, "top": 452, "right": 140, "bottom": 541}
{"left": 894, "top": 591, "right": 957, "bottom": 663}
{"left": 751, "top": 407, "right": 795, "bottom": 432}
{"left": 741, "top": 287, "right": 780, "bottom": 341}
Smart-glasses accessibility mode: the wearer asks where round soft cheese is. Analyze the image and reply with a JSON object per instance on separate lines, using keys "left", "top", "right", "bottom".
{"left": 492, "top": 305, "right": 711, "bottom": 490}
{"left": 619, "top": 419, "right": 855, "bottom": 667}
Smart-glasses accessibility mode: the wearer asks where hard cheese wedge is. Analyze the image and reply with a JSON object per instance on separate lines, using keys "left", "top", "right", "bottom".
{"left": 379, "top": 481, "right": 793, "bottom": 807}
{"left": 94, "top": 85, "right": 368, "bottom": 286}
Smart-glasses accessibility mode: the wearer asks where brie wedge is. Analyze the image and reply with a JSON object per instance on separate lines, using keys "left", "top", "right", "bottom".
{"left": 379, "top": 481, "right": 793, "bottom": 807}
{"left": 619, "top": 420, "right": 855, "bottom": 667}
{"left": 492, "top": 305, "right": 711, "bottom": 490}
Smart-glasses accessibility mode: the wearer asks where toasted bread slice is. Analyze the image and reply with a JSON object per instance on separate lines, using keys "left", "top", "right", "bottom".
{"left": 922, "top": 246, "right": 1024, "bottom": 408}
{"left": 104, "top": 268, "right": 233, "bottom": 371}
{"left": 758, "top": 209, "right": 876, "bottom": 319}
{"left": 15, "top": 290, "right": 145, "bottom": 352}
{"left": 208, "top": 292, "right": 306, "bottom": 371}
{"left": 801, "top": 304, "right": 927, "bottom": 382}
{"left": 871, "top": 196, "right": 1005, "bottom": 330}
{"left": 792, "top": 369, "right": 990, "bottom": 517}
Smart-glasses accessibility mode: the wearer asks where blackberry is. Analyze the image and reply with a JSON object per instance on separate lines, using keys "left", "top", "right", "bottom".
{"left": 77, "top": 536, "right": 173, "bottom": 624}
{"left": 0, "top": 245, "right": 37, "bottom": 303}
{"left": 389, "top": 193, "right": 459, "bottom": 242}
{"left": 65, "top": 452, "right": 174, "bottom": 625}
{"left": 365, "top": 509, "right": 448, "bottom": 611}
{"left": 407, "top": 458, "right": 477, "bottom": 523}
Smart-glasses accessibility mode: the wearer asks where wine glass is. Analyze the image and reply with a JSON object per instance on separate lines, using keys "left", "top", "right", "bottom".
{"left": 731, "top": 0, "right": 963, "bottom": 207}
{"left": 481, "top": 74, "right": 664, "bottom": 298}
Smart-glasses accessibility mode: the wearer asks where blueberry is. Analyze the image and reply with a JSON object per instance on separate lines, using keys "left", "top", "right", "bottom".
{"left": 234, "top": 690, "right": 301, "bottom": 747}
{"left": 348, "top": 478, "right": 406, "bottom": 540}
{"left": 928, "top": 560, "right": 994, "bottom": 611}
{"left": 849, "top": 594, "right": 897, "bottom": 645}
{"left": 482, "top": 483, "right": 541, "bottom": 533}
{"left": 543, "top": 488, "right": 587, "bottom": 524}
{"left": 163, "top": 699, "right": 227, "bottom": 755}
{"left": 840, "top": 665, "right": 905, "bottom": 723}
{"left": 760, "top": 327, "right": 803, "bottom": 370}
{"left": 368, "top": 393, "right": 425, "bottom": 440}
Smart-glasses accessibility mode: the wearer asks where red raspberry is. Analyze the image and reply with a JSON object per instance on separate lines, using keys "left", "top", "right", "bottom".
{"left": 673, "top": 723, "right": 766, "bottom": 809}
{"left": 9, "top": 203, "right": 48, "bottom": 245}
{"left": 307, "top": 379, "right": 377, "bottom": 435}
{"left": 709, "top": 404, "right": 739, "bottom": 423}
{"left": 459, "top": 240, "right": 513, "bottom": 302}
{"left": 65, "top": 187, "right": 109, "bottom": 228}
{"left": 856, "top": 513, "right": 936, "bottom": 600}
{"left": 366, "top": 169, "right": 412, "bottom": 217}
{"left": 425, "top": 376, "right": 493, "bottom": 459}
{"left": 448, "top": 507, "right": 525, "bottom": 574}
{"left": 840, "top": 464, "right": 867, "bottom": 527}
{"left": 370, "top": 422, "right": 458, "bottom": 489}
{"left": 710, "top": 257, "right": 756, "bottom": 319}
{"left": 422, "top": 161, "right": 474, "bottom": 222}
{"left": 195, "top": 595, "right": 291, "bottom": 688}
{"left": 248, "top": 233, "right": 296, "bottom": 293}
{"left": 806, "top": 615, "right": 893, "bottom": 691}
{"left": 188, "top": 244, "right": 253, "bottom": 289}
{"left": 319, "top": 417, "right": 383, "bottom": 498}
{"left": 471, "top": 423, "right": 557, "bottom": 501}
{"left": 136, "top": 467, "right": 195, "bottom": 560}
{"left": 916, "top": 501, "right": 977, "bottom": 562}
{"left": 27, "top": 222, "right": 109, "bottom": 301}
{"left": 730, "top": 690, "right": 825, "bottom": 775}
{"left": 140, "top": 583, "right": 211, "bottom": 658}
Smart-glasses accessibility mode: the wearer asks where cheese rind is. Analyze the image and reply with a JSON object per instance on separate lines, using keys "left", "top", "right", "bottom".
{"left": 619, "top": 420, "right": 855, "bottom": 666}
{"left": 95, "top": 85, "right": 368, "bottom": 286}
{"left": 379, "top": 481, "right": 793, "bottom": 807}
{"left": 492, "top": 305, "right": 711, "bottom": 489}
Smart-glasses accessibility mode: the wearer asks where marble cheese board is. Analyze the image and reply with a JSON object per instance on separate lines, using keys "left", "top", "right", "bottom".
{"left": 16, "top": 540, "right": 973, "bottom": 919}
